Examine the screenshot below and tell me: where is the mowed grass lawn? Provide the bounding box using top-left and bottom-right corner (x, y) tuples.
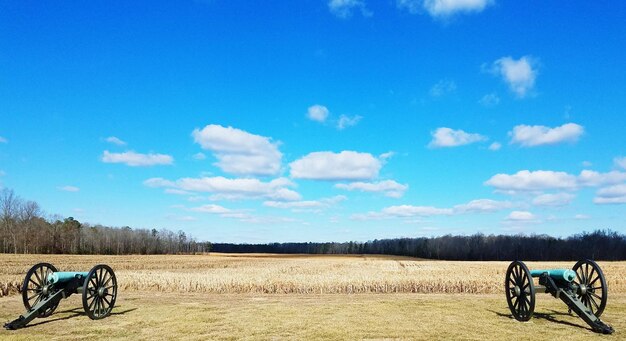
(1, 254), (626, 340)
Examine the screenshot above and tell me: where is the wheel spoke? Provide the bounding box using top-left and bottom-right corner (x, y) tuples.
(103, 296), (111, 307)
(589, 276), (601, 286)
(590, 291), (603, 300)
(88, 295), (98, 311)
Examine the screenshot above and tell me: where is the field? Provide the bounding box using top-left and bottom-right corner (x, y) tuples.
(1, 253), (626, 340)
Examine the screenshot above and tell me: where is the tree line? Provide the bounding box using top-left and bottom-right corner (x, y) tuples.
(0, 188), (211, 255)
(212, 230), (626, 261)
(3, 187), (625, 260)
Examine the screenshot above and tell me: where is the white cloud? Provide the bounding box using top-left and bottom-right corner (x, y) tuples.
(454, 199), (513, 213)
(490, 56), (538, 98)
(615, 157), (626, 170)
(307, 105), (329, 123)
(398, 0), (493, 17)
(485, 170), (578, 192)
(383, 205), (453, 217)
(337, 114), (362, 130)
(577, 170), (626, 187)
(479, 93), (500, 107)
(166, 215), (197, 222)
(328, 0), (371, 18)
(144, 176), (301, 201)
(594, 184), (626, 204)
(429, 80), (456, 97)
(485, 169), (626, 193)
(192, 152), (206, 160)
(192, 124), (282, 176)
(263, 195), (346, 210)
(105, 136), (127, 146)
(429, 127), (487, 148)
(574, 214), (590, 220)
(190, 204), (232, 214)
(164, 188), (193, 195)
(510, 123), (584, 147)
(582, 161), (593, 168)
(532, 193), (575, 207)
(101, 150), (173, 167)
(0, 136), (7, 143)
(290, 151), (381, 181)
(58, 186), (80, 192)
(506, 211), (536, 221)
(488, 142), (501, 151)
(335, 180), (408, 198)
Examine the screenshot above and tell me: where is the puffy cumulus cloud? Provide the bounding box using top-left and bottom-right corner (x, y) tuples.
(594, 184), (626, 204)
(453, 199), (513, 213)
(144, 176), (301, 201)
(307, 105), (329, 123)
(337, 114), (362, 130)
(615, 157), (626, 170)
(485, 170), (578, 192)
(335, 180), (408, 198)
(532, 193), (575, 207)
(577, 170), (626, 187)
(429, 80), (457, 97)
(289, 151), (381, 181)
(382, 205), (453, 217)
(101, 150), (173, 167)
(105, 136), (126, 146)
(398, 0), (493, 17)
(429, 127), (487, 148)
(490, 56), (538, 98)
(58, 185), (80, 192)
(510, 123), (584, 147)
(192, 124), (282, 176)
(506, 211), (537, 221)
(263, 195), (346, 211)
(328, 0), (371, 19)
(488, 142), (501, 151)
(485, 169), (626, 193)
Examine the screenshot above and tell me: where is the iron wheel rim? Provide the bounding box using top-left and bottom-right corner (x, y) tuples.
(82, 264), (117, 320)
(572, 259), (607, 317)
(505, 260), (535, 321)
(21, 262), (59, 318)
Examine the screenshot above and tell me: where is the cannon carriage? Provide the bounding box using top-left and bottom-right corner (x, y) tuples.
(4, 263), (117, 330)
(505, 259), (613, 334)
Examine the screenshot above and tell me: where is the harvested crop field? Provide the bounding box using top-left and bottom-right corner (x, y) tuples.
(2, 253), (626, 296)
(1, 253), (626, 340)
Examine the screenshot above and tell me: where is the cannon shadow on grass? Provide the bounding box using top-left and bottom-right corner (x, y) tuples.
(25, 306), (137, 328)
(490, 309), (592, 332)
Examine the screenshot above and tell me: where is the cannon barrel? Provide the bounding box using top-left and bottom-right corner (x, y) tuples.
(529, 269), (576, 282)
(47, 272), (90, 285)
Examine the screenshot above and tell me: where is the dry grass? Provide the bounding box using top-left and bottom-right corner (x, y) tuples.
(1, 253), (626, 295)
(1, 292), (626, 340)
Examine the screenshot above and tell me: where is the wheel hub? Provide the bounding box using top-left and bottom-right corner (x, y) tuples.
(42, 285), (49, 296)
(579, 284), (587, 296)
(513, 285), (521, 297)
(97, 287), (107, 298)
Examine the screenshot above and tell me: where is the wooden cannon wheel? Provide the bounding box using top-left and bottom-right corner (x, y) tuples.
(572, 259), (607, 317)
(82, 264), (118, 320)
(505, 260), (536, 321)
(21, 263), (60, 318)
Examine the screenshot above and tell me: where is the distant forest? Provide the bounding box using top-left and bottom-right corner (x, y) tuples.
(2, 188), (625, 260)
(212, 230), (626, 261)
(0, 188), (210, 255)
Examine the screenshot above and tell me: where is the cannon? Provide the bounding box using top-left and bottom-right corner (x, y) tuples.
(505, 259), (613, 334)
(4, 263), (117, 330)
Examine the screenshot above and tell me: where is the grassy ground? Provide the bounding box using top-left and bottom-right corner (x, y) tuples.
(1, 253), (625, 339)
(1, 292), (625, 340)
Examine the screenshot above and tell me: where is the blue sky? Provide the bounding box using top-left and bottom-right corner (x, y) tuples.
(1, 1), (625, 242)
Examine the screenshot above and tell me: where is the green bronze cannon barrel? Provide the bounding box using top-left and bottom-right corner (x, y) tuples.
(529, 269), (576, 282)
(47, 272), (89, 284)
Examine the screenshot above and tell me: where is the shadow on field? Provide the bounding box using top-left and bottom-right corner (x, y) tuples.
(490, 309), (590, 332)
(26, 306), (137, 328)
